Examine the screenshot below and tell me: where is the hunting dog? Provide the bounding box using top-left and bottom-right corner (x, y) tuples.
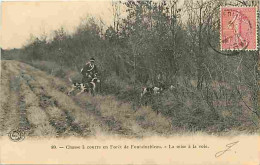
(67, 76), (100, 96)
(140, 86), (162, 98)
(140, 85), (175, 98)
(139, 86), (163, 108)
(139, 85), (175, 108)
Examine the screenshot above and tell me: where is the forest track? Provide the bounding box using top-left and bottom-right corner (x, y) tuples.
(0, 60), (173, 138)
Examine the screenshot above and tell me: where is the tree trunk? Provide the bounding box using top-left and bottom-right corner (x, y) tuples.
(197, 3), (204, 90)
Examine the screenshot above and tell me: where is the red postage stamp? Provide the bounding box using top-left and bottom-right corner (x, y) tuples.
(221, 7), (257, 50)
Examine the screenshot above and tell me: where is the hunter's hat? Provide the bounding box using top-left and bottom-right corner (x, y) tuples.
(90, 57), (95, 62)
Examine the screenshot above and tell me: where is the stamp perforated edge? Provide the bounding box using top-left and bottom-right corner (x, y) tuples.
(220, 6), (258, 51)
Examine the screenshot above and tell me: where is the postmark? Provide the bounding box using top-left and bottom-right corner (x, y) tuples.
(8, 128), (26, 142)
(221, 7), (257, 51)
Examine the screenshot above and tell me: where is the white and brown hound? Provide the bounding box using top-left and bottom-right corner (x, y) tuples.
(140, 86), (162, 98)
(140, 85), (175, 98)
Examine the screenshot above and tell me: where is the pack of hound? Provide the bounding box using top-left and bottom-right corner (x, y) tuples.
(67, 74), (100, 96)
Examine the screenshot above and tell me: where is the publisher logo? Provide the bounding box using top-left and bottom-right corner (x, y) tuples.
(8, 129), (25, 142)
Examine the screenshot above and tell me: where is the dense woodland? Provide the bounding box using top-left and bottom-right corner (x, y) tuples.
(2, 0), (260, 133)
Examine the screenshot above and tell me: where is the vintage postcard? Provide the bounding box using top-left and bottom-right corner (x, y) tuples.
(0, 0), (259, 164)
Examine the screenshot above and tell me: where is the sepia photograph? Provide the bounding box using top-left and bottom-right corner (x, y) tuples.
(0, 0), (259, 164)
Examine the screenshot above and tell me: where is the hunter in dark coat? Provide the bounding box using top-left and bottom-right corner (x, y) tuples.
(81, 57), (98, 84)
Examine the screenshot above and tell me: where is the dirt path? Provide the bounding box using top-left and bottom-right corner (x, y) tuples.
(0, 60), (173, 138)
